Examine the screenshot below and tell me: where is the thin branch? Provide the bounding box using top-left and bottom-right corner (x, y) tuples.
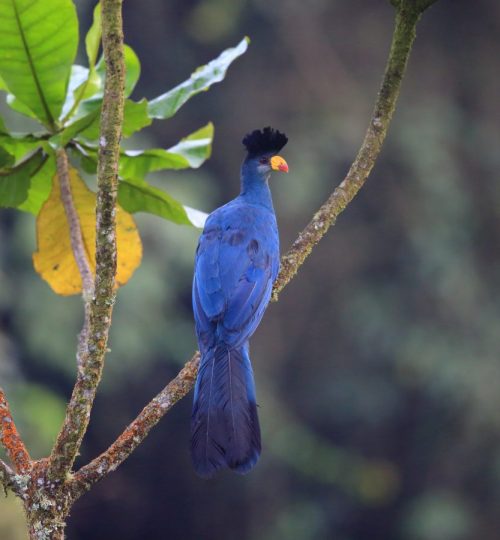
(0, 388), (31, 474)
(47, 0), (125, 482)
(271, 1), (423, 300)
(56, 148), (94, 300)
(69, 353), (200, 498)
(67, 0), (436, 493)
(56, 148), (94, 376)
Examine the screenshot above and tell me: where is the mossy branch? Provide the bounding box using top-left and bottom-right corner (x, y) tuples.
(47, 0), (125, 482)
(66, 0), (439, 492)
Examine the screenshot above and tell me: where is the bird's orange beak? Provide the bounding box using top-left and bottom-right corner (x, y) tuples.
(270, 155), (289, 173)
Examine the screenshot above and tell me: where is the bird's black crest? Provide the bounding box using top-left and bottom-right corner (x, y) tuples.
(242, 127), (288, 157)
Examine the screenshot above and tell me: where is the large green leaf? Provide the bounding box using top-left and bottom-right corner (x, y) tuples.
(118, 177), (207, 227)
(0, 149), (47, 208)
(119, 122), (213, 179)
(0, 133), (44, 160)
(148, 37), (248, 120)
(0, 0), (78, 128)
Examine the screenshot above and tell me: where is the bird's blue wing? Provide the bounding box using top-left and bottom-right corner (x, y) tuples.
(193, 206), (278, 349)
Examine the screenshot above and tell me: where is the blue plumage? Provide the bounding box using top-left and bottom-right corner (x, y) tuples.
(191, 128), (288, 478)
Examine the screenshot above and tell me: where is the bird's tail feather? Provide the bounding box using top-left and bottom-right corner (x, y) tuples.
(190, 343), (261, 478)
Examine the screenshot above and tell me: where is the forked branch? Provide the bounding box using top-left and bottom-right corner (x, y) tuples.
(67, 0), (440, 492)
(47, 0), (126, 482)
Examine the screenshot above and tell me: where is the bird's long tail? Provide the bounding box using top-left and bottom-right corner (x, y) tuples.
(190, 343), (261, 478)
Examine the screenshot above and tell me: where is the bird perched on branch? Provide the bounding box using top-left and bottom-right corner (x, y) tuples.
(191, 127), (289, 478)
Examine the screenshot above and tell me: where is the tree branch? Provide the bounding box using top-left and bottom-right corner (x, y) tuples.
(56, 148), (94, 300)
(271, 0), (423, 300)
(0, 387), (31, 474)
(69, 353), (200, 498)
(47, 0), (125, 482)
(67, 0), (438, 493)
(56, 148), (94, 377)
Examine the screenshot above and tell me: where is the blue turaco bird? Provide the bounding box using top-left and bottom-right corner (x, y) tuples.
(191, 127), (289, 478)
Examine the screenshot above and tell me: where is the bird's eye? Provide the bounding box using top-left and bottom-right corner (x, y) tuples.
(259, 157), (268, 164)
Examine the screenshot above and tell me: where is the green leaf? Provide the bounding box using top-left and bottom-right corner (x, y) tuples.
(119, 148), (186, 179)
(118, 177), (207, 227)
(0, 133), (44, 160)
(60, 65), (92, 120)
(122, 99), (152, 137)
(65, 45), (140, 124)
(68, 145), (97, 174)
(0, 149), (47, 208)
(119, 122), (214, 179)
(76, 99), (152, 142)
(0, 0), (78, 128)
(60, 6), (102, 123)
(0, 147), (15, 169)
(148, 37), (249, 120)
(123, 45), (141, 97)
(49, 110), (100, 148)
(6, 93), (41, 120)
(18, 152), (56, 214)
(85, 3), (101, 69)
(166, 122), (214, 168)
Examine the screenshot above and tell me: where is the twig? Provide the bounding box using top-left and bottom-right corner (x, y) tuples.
(69, 353), (200, 498)
(56, 148), (94, 300)
(47, 0), (125, 482)
(0, 388), (31, 474)
(67, 0), (438, 493)
(56, 148), (94, 375)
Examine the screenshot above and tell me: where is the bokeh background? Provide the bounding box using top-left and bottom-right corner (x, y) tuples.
(2, 0), (500, 538)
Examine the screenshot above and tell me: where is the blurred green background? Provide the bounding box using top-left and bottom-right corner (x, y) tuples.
(2, 0), (500, 538)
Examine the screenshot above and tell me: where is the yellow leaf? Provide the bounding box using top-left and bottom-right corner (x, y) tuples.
(33, 167), (142, 295)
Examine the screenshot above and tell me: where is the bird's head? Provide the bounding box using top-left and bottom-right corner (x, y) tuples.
(242, 127), (289, 179)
